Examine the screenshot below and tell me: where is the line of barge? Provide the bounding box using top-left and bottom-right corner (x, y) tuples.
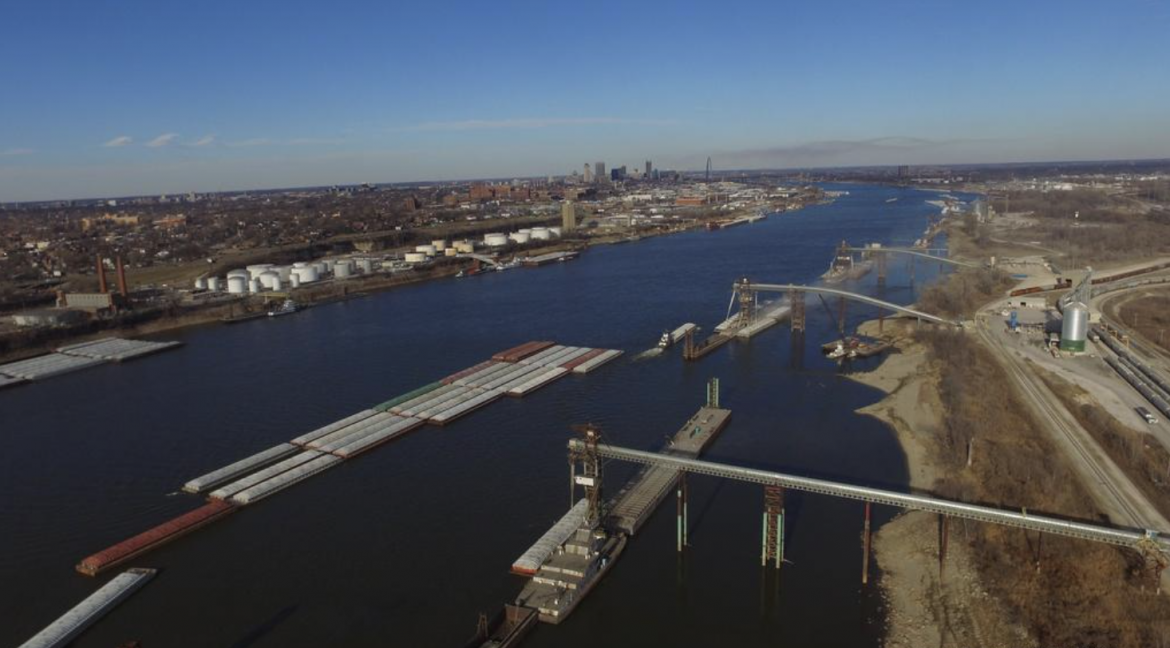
(77, 339), (625, 576)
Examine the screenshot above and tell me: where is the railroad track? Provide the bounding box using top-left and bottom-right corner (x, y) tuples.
(977, 318), (1150, 528)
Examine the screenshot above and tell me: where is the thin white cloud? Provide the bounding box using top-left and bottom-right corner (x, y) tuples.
(404, 117), (679, 132)
(146, 133), (179, 148)
(287, 137), (346, 146)
(0, 148), (34, 156)
(103, 136), (133, 148)
(190, 135), (216, 147)
(226, 138), (272, 148)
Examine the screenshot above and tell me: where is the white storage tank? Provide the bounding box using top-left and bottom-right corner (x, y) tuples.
(259, 271), (280, 289)
(312, 262), (326, 275)
(357, 258), (374, 273)
(290, 274), (301, 289)
(1060, 302), (1089, 353)
(249, 278), (261, 294)
(293, 262), (309, 269)
(227, 268), (249, 279)
(432, 239), (448, 251)
(293, 266), (319, 284)
(444, 248), (458, 257)
(549, 226), (562, 237)
(455, 241), (475, 253)
(334, 262), (352, 278)
(530, 227), (551, 240)
(510, 232), (531, 244)
(277, 266), (293, 281)
(484, 233), (509, 247)
(404, 252), (427, 263)
(247, 264), (274, 280)
(227, 276), (248, 294)
(415, 244), (437, 256)
(207, 276), (221, 292)
(194, 276), (208, 290)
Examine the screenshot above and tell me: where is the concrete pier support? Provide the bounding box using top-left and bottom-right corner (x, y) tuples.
(762, 486), (784, 568)
(676, 471), (688, 552)
(862, 501), (872, 584)
(939, 514), (949, 579)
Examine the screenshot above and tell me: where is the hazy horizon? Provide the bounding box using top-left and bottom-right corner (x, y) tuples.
(2, 0), (1169, 202)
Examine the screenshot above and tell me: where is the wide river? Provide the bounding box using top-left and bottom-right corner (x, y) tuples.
(1, 183), (968, 647)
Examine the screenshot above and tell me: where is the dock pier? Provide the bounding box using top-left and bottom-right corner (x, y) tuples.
(497, 380), (731, 634)
(606, 406), (731, 534)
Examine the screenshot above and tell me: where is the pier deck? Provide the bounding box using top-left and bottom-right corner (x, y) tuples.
(607, 406), (731, 534)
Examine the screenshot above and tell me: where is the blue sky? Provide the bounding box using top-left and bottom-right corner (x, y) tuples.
(1, 0), (1168, 201)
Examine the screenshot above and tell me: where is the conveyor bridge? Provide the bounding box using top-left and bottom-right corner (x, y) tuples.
(570, 440), (1170, 554)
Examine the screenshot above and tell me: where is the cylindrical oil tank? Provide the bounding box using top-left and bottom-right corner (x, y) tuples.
(293, 266), (319, 283)
(271, 276), (283, 291)
(259, 271), (280, 289)
(194, 276), (208, 290)
(290, 274), (301, 288)
(484, 233), (508, 247)
(207, 276), (221, 292)
(404, 252), (427, 263)
(293, 262), (309, 269)
(247, 264), (274, 280)
(248, 278), (261, 294)
(455, 241), (475, 253)
(510, 232), (531, 244)
(227, 276), (248, 294)
(322, 259), (336, 274)
(415, 244), (437, 256)
(549, 226), (562, 237)
(334, 262), (352, 278)
(357, 258), (374, 273)
(277, 266), (293, 281)
(530, 227), (551, 240)
(432, 239), (448, 251)
(444, 248), (457, 257)
(1060, 302), (1089, 352)
(227, 268), (249, 279)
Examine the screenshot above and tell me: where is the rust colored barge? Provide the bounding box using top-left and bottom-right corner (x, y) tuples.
(76, 500), (236, 576)
(492, 341), (555, 363)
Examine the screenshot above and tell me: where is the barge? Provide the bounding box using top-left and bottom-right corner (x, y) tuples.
(77, 502), (234, 576)
(20, 568), (157, 648)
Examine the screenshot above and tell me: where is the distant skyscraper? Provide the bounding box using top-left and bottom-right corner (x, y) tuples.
(583, 163), (593, 184)
(594, 161), (606, 184)
(561, 200), (577, 231)
(645, 160), (652, 177)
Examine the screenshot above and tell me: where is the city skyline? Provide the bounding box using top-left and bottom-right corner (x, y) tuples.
(2, 0), (1169, 202)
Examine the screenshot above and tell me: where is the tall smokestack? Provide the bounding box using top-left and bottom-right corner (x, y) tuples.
(116, 256), (128, 297)
(96, 254), (108, 293)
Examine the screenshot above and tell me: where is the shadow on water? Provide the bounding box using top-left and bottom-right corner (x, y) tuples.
(227, 606), (298, 648)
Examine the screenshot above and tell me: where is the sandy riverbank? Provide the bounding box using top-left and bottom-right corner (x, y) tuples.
(847, 319), (1033, 648)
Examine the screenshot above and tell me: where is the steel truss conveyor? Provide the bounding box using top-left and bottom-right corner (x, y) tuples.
(570, 440), (1170, 554)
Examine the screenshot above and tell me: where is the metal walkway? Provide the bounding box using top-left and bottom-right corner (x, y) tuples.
(570, 440), (1170, 554)
(456, 253), (502, 267)
(843, 247), (979, 268)
(745, 283), (962, 326)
